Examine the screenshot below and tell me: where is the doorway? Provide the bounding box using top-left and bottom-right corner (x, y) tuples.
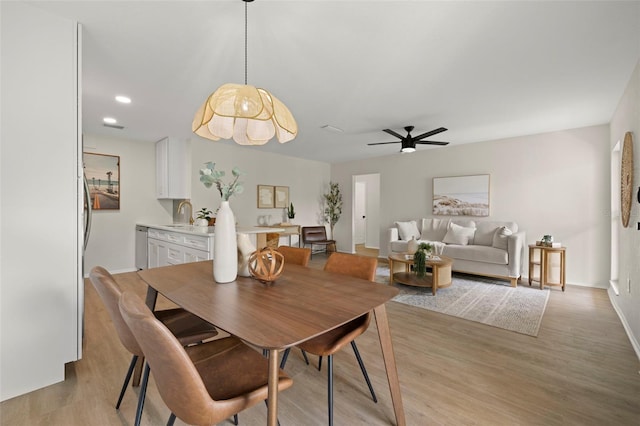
(352, 174), (381, 257)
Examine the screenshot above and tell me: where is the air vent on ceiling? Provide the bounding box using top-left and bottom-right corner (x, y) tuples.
(103, 123), (124, 130)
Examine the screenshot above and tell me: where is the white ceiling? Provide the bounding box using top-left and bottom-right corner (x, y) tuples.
(30, 0), (640, 164)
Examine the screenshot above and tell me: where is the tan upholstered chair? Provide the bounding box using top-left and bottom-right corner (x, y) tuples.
(301, 226), (336, 257)
(281, 253), (378, 426)
(276, 245), (311, 267)
(118, 290), (293, 426)
(89, 266), (218, 426)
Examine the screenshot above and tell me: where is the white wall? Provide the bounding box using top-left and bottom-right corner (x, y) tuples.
(1, 2), (81, 400)
(332, 124), (611, 288)
(609, 59), (640, 356)
(83, 135), (331, 273)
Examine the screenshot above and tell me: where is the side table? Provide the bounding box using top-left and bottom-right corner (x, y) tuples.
(528, 244), (566, 291)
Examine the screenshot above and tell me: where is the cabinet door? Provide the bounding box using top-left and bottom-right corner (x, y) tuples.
(156, 137), (191, 199)
(148, 238), (170, 268)
(183, 246), (211, 263)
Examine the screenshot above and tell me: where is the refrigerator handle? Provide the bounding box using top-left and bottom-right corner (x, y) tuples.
(83, 175), (92, 251)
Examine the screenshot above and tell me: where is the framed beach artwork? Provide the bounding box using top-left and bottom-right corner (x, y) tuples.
(83, 152), (120, 210)
(433, 174), (490, 217)
(274, 186), (289, 208)
(257, 185), (275, 208)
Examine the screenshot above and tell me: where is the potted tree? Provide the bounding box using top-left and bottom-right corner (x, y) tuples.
(323, 182), (342, 239)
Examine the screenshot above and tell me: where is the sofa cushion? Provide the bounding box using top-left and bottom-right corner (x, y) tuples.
(395, 220), (420, 241)
(492, 226), (513, 250)
(442, 245), (509, 265)
(442, 223), (476, 246)
(474, 221), (518, 246)
(420, 218), (450, 241)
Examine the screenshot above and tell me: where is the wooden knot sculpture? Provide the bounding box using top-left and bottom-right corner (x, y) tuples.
(248, 247), (285, 284)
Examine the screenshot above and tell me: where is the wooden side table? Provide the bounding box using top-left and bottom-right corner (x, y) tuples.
(528, 244), (566, 291)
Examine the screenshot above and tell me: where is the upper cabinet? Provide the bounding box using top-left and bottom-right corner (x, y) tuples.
(156, 137), (191, 199)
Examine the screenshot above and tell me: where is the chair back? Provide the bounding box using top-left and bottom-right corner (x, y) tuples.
(323, 252), (378, 282)
(118, 291), (218, 425)
(302, 226), (331, 243)
(277, 246), (311, 267)
(89, 266), (142, 356)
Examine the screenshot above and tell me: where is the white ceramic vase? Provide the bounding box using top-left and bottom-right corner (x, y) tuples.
(213, 201), (238, 283)
(237, 232), (256, 277)
(407, 236), (418, 254)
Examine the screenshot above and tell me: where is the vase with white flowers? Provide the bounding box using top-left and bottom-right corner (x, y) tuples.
(199, 162), (245, 283)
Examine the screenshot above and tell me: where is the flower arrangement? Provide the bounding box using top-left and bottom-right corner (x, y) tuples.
(199, 162), (244, 201)
(413, 242), (434, 278)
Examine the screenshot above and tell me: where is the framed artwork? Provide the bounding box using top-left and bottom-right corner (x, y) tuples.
(274, 186), (289, 208)
(433, 174), (489, 217)
(257, 185), (275, 208)
(83, 152), (120, 210)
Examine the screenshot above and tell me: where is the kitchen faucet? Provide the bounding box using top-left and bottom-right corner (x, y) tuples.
(176, 200), (194, 225)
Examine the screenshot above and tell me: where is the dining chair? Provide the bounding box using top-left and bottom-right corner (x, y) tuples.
(118, 290), (294, 426)
(281, 252), (378, 426)
(276, 245), (311, 267)
(88, 266), (219, 426)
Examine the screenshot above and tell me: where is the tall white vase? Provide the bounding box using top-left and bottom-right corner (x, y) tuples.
(213, 201), (238, 283)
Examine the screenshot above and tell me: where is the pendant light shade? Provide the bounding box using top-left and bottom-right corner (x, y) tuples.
(192, 0), (297, 145)
(192, 83), (297, 145)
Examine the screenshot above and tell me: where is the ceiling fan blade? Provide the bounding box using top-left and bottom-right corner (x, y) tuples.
(367, 141), (401, 145)
(415, 140), (449, 146)
(382, 129), (405, 140)
(412, 127), (448, 141)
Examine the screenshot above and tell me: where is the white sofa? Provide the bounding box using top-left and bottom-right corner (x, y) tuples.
(387, 218), (526, 286)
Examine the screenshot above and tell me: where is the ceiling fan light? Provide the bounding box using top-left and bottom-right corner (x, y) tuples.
(401, 147), (416, 153)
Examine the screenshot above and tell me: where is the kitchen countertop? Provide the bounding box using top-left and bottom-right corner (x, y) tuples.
(139, 223), (284, 237)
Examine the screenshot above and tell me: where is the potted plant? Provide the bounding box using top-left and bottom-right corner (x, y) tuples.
(287, 202), (295, 221)
(413, 242), (434, 278)
(323, 182), (342, 239)
(196, 207), (215, 226)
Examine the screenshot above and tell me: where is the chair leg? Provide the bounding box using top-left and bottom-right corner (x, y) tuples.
(167, 413), (176, 426)
(318, 355), (323, 371)
(233, 413), (238, 425)
(300, 348), (310, 365)
(327, 354), (334, 426)
(134, 362), (151, 426)
(351, 341), (377, 403)
(116, 355), (138, 409)
(280, 348), (291, 369)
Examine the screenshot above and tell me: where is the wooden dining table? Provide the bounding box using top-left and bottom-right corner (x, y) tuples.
(137, 260), (405, 426)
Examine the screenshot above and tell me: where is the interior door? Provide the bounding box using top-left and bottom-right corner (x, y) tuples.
(355, 181), (366, 244)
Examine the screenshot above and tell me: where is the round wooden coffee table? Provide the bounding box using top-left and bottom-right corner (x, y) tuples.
(387, 253), (453, 295)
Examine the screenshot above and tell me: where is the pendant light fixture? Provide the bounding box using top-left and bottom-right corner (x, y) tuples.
(192, 0), (297, 145)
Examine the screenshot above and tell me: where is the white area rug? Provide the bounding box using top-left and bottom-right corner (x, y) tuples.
(376, 266), (550, 337)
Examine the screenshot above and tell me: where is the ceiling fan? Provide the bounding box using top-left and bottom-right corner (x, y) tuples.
(368, 126), (449, 153)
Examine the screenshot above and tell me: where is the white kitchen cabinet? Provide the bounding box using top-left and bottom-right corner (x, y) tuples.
(156, 137), (191, 199)
(147, 228), (212, 268)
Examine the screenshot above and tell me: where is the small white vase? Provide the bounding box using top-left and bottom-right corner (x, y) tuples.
(237, 232), (256, 277)
(213, 200), (238, 283)
(407, 236), (419, 254)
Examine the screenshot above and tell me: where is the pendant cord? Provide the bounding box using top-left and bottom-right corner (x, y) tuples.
(244, 0), (248, 85)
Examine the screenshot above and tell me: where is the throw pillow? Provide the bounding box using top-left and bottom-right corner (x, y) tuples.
(420, 218), (450, 241)
(395, 220), (421, 241)
(492, 226), (512, 250)
(442, 223), (475, 245)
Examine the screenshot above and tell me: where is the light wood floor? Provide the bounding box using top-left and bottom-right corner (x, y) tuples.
(2, 254), (639, 425)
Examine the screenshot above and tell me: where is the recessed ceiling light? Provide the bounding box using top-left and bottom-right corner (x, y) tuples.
(320, 124), (344, 133)
(103, 117), (117, 124)
(115, 95), (131, 104)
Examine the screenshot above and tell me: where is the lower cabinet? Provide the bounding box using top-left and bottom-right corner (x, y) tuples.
(148, 228), (213, 268)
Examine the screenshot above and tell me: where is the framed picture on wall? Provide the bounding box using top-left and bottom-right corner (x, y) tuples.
(83, 152), (120, 210)
(257, 185), (275, 208)
(433, 174), (489, 216)
(274, 186), (289, 208)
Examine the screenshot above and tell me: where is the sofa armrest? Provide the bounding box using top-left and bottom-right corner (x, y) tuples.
(387, 227), (399, 255)
(507, 231), (526, 278)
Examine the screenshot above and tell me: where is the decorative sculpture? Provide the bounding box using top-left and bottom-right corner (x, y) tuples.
(248, 247), (284, 284)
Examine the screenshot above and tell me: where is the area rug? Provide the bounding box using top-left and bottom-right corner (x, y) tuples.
(375, 266), (550, 336)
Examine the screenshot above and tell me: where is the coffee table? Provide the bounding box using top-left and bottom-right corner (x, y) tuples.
(388, 253), (453, 295)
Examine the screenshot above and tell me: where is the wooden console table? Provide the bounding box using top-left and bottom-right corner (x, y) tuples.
(528, 244), (566, 291)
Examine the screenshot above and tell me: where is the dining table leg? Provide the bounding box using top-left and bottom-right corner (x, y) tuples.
(373, 304), (406, 426)
(132, 286), (160, 386)
(267, 348), (280, 426)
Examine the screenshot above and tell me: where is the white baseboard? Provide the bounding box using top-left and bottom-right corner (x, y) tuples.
(607, 287), (640, 361)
